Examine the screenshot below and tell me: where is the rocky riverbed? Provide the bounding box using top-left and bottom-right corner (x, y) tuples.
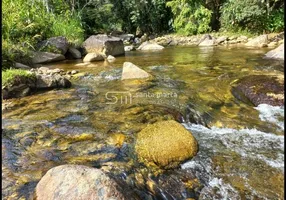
(2, 43), (284, 199)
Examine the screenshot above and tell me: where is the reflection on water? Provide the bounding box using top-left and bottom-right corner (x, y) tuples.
(2, 46), (284, 199)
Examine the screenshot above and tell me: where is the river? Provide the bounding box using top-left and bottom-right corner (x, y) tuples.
(2, 45), (284, 199)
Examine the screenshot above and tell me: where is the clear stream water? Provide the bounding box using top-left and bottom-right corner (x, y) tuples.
(2, 46), (284, 199)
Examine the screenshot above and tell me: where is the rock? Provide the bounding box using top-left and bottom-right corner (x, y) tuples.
(124, 45), (135, 51)
(135, 120), (198, 169)
(83, 34), (125, 56)
(117, 34), (134, 42)
(67, 47), (81, 59)
(137, 41), (164, 51)
(36, 74), (71, 89)
(4, 84), (31, 99)
(14, 62), (31, 69)
(71, 70), (78, 75)
(245, 35), (268, 47)
(264, 44), (284, 60)
(198, 34), (216, 46)
(107, 55), (116, 62)
(231, 75), (284, 106)
(32, 52), (65, 64)
(121, 62), (150, 80)
(38, 36), (69, 54)
(267, 41), (278, 47)
(83, 53), (104, 62)
(237, 35), (248, 43)
(199, 38), (216, 46)
(35, 165), (126, 200)
(140, 33), (148, 43)
(216, 36), (228, 44)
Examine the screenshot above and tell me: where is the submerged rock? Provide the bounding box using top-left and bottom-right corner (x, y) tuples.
(264, 44), (284, 60)
(135, 120), (198, 169)
(83, 53), (105, 62)
(35, 165), (127, 200)
(83, 34), (125, 56)
(121, 62), (150, 80)
(137, 41), (164, 51)
(231, 75), (284, 106)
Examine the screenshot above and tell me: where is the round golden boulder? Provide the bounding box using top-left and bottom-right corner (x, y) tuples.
(135, 120), (198, 169)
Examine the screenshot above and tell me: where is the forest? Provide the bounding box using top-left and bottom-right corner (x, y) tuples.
(2, 0), (284, 68)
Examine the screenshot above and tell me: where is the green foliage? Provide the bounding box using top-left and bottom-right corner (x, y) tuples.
(220, 0), (284, 33)
(220, 0), (265, 32)
(265, 8), (284, 32)
(2, 69), (36, 87)
(167, 0), (212, 35)
(2, 0), (84, 66)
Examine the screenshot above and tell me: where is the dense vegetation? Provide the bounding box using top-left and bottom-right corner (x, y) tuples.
(2, 0), (284, 68)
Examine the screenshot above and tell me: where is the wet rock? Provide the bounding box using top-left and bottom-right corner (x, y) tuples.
(83, 34), (125, 56)
(107, 55), (116, 62)
(267, 41), (278, 47)
(35, 165), (127, 200)
(31, 52), (65, 64)
(135, 120), (198, 169)
(124, 45), (135, 51)
(67, 47), (81, 59)
(83, 53), (105, 62)
(37, 36), (69, 54)
(231, 75), (284, 106)
(245, 35), (268, 47)
(71, 70), (78, 75)
(137, 41), (164, 51)
(14, 62), (31, 69)
(264, 44), (284, 60)
(121, 62), (150, 80)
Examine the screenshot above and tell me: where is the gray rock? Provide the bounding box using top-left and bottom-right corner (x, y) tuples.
(38, 36), (69, 54)
(71, 70), (78, 75)
(245, 35), (268, 47)
(199, 38), (216, 46)
(83, 53), (105, 62)
(67, 47), (82, 59)
(137, 41), (164, 51)
(264, 44), (284, 60)
(121, 62), (150, 80)
(35, 165), (126, 200)
(83, 34), (125, 56)
(36, 74), (71, 89)
(216, 36), (228, 44)
(14, 62), (31, 69)
(32, 52), (65, 64)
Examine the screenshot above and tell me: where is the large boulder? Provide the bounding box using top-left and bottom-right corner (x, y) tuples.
(14, 62), (31, 69)
(245, 35), (268, 47)
(32, 52), (65, 64)
(121, 62), (150, 80)
(35, 165), (126, 200)
(264, 44), (284, 60)
(137, 41), (164, 51)
(38, 36), (69, 54)
(67, 47), (82, 59)
(83, 53), (105, 62)
(83, 34), (125, 56)
(135, 120), (198, 169)
(231, 75), (284, 106)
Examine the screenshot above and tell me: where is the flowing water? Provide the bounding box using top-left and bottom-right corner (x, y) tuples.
(2, 46), (284, 199)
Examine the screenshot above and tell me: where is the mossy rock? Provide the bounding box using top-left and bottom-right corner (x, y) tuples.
(135, 120), (198, 169)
